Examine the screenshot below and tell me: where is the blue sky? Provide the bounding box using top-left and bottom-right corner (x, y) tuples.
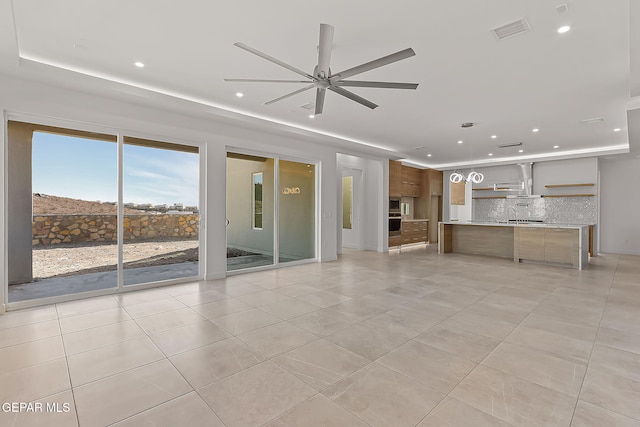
(32, 132), (199, 206)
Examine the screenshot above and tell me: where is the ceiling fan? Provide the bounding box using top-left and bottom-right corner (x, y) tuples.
(225, 24), (418, 115)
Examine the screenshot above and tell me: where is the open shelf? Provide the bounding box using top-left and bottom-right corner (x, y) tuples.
(543, 194), (595, 198)
(544, 183), (595, 188)
(472, 196), (507, 199)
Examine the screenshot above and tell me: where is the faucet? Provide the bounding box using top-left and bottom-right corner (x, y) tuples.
(507, 206), (517, 222)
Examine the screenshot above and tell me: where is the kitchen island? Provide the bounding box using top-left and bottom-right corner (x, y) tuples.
(438, 221), (589, 269)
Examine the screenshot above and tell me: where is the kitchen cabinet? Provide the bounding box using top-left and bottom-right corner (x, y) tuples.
(441, 222), (587, 269)
(401, 220), (428, 245)
(389, 160), (403, 197)
(401, 166), (422, 197)
(544, 228), (578, 264)
(388, 235), (402, 247)
(450, 182), (466, 205)
(515, 227), (545, 261)
(426, 169), (443, 196)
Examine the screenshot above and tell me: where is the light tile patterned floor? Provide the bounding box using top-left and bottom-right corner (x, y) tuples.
(1, 247), (640, 426)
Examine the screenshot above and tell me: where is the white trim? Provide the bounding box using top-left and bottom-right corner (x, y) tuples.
(0, 112), (6, 314)
(251, 172), (264, 230)
(117, 133), (124, 290)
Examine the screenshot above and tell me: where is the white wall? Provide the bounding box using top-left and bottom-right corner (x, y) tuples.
(0, 116), (5, 313)
(0, 73), (343, 302)
(460, 158), (599, 196)
(599, 156), (640, 254)
(532, 158), (598, 195)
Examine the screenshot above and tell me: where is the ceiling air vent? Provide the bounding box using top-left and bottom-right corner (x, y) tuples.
(492, 18), (531, 41)
(497, 142), (523, 149)
(580, 117), (605, 124)
(556, 4), (569, 14)
(299, 102), (314, 110)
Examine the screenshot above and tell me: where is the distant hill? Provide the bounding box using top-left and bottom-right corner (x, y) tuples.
(33, 194), (143, 215)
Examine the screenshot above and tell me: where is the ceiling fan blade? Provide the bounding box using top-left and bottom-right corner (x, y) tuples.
(316, 24), (334, 78)
(315, 88), (326, 115)
(225, 78), (310, 83)
(234, 42), (315, 80)
(328, 86), (378, 109)
(264, 84), (315, 105)
(334, 80), (418, 90)
(329, 48), (416, 80)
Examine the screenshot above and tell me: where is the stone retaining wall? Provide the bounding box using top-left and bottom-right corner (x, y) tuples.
(32, 214), (199, 246)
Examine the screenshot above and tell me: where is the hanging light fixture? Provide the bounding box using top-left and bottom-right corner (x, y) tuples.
(450, 171), (484, 184)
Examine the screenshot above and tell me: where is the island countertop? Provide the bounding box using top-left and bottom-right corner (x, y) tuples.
(443, 221), (589, 230)
(439, 221), (590, 269)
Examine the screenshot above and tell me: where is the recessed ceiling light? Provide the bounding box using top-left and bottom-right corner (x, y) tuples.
(491, 135), (497, 139)
(532, 128), (539, 133)
(613, 128), (621, 132)
(458, 140), (463, 144)
(553, 145), (560, 149)
(134, 61), (145, 68)
(488, 153), (493, 156)
(427, 154), (432, 157)
(557, 25), (571, 34)
(518, 149), (524, 153)
(308, 114), (315, 119)
(236, 92), (244, 98)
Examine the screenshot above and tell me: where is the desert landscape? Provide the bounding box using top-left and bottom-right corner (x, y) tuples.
(31, 194), (198, 280)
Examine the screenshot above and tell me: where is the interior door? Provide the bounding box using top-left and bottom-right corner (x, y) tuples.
(342, 168), (362, 249)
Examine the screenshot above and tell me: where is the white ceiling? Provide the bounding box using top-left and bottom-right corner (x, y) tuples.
(0, 0), (636, 168)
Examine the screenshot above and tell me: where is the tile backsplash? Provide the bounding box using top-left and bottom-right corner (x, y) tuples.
(473, 196), (596, 224)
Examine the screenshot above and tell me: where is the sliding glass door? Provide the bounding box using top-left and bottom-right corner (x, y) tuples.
(226, 153), (275, 271)
(122, 137), (200, 285)
(226, 152), (316, 272)
(6, 120), (201, 304)
(279, 160), (316, 263)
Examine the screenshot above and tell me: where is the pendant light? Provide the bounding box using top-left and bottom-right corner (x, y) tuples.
(450, 171), (484, 184)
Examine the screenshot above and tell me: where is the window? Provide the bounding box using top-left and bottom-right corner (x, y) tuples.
(252, 172), (263, 230)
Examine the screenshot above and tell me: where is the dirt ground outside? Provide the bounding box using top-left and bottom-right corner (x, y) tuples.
(32, 240), (199, 279)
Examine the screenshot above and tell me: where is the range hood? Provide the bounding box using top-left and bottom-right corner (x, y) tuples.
(506, 162), (541, 198)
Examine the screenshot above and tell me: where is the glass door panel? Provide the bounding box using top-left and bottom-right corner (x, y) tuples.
(7, 121), (118, 302)
(122, 137), (200, 286)
(278, 160), (316, 263)
(342, 176), (353, 229)
(226, 153), (275, 271)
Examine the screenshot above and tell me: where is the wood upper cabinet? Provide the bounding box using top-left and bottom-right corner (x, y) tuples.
(389, 160), (402, 197)
(401, 166), (422, 197)
(450, 182), (466, 205)
(426, 169), (443, 196)
(389, 161), (423, 197)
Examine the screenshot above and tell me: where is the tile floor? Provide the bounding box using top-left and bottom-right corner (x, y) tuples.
(1, 247), (640, 426)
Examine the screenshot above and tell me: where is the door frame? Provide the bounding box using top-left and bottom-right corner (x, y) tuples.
(225, 147), (320, 275)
